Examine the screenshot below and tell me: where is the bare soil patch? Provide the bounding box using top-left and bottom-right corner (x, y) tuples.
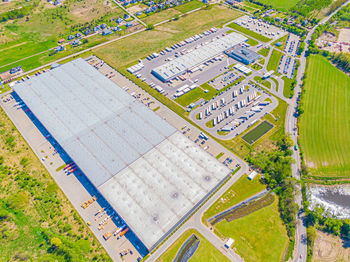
(338, 28), (350, 43)
(313, 230), (350, 262)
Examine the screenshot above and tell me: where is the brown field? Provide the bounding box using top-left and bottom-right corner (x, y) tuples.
(313, 230), (350, 262)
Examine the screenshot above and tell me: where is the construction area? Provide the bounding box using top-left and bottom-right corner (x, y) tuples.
(7, 58), (232, 258)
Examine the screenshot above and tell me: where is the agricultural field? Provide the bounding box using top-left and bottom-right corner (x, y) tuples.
(203, 174), (266, 222)
(94, 5), (242, 68)
(0, 107), (110, 261)
(299, 55), (350, 178)
(267, 49), (283, 72)
(0, 0), (126, 70)
(156, 229), (230, 262)
(215, 198), (289, 262)
(242, 121), (274, 144)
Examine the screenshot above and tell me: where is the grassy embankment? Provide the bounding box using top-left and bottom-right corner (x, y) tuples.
(0, 107), (110, 261)
(156, 229), (230, 262)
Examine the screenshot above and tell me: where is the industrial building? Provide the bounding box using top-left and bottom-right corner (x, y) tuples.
(225, 46), (260, 65)
(151, 32), (247, 82)
(13, 59), (231, 252)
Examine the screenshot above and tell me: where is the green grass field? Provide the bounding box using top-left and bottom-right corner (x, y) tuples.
(247, 37), (258, 46)
(174, 0), (205, 13)
(0, 106), (110, 260)
(142, 8), (181, 24)
(156, 229), (230, 262)
(258, 47), (270, 57)
(267, 49), (283, 72)
(0, 0), (125, 69)
(282, 76), (294, 98)
(299, 55), (350, 177)
(252, 0), (299, 10)
(272, 34), (288, 51)
(218, 97), (287, 159)
(215, 198), (289, 262)
(227, 23), (271, 42)
(254, 76), (271, 89)
(203, 175), (266, 221)
(94, 5), (242, 68)
(175, 87), (209, 107)
(270, 77), (279, 92)
(242, 121), (274, 144)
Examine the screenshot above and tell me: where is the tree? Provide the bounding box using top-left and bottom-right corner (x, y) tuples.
(50, 237), (62, 249)
(146, 24), (154, 30)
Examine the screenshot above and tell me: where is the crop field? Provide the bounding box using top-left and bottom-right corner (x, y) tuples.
(227, 22), (271, 42)
(203, 174), (266, 222)
(215, 198), (289, 262)
(242, 121), (274, 144)
(0, 107), (110, 261)
(267, 49), (283, 72)
(94, 5), (242, 68)
(0, 0), (125, 70)
(156, 229), (230, 262)
(252, 0), (299, 10)
(299, 55), (350, 177)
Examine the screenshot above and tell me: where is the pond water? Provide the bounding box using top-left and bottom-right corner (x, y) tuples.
(308, 185), (350, 219)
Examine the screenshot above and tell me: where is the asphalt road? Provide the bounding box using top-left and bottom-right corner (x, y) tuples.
(148, 162), (248, 262)
(286, 1), (350, 261)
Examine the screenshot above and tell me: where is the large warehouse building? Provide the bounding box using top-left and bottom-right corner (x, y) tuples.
(13, 59), (231, 251)
(151, 32), (247, 82)
(224, 46), (260, 65)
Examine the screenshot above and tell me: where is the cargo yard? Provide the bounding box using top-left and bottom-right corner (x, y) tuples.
(189, 82), (278, 139)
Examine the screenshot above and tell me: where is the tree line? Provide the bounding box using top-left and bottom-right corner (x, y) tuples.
(247, 135), (298, 258)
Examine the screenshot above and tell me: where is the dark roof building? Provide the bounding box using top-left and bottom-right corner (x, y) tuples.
(224, 46), (260, 65)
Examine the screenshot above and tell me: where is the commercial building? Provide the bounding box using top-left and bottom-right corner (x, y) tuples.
(151, 32), (247, 82)
(13, 59), (231, 252)
(225, 46), (260, 65)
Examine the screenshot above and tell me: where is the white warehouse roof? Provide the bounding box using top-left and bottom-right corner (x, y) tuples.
(152, 32), (247, 81)
(14, 58), (231, 250)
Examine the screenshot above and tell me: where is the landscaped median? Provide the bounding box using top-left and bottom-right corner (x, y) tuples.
(156, 229), (230, 262)
(227, 22), (272, 42)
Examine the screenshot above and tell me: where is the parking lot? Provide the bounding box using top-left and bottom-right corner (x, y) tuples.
(189, 82), (278, 139)
(278, 33), (300, 79)
(208, 68), (244, 90)
(233, 15), (287, 41)
(126, 26), (266, 100)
